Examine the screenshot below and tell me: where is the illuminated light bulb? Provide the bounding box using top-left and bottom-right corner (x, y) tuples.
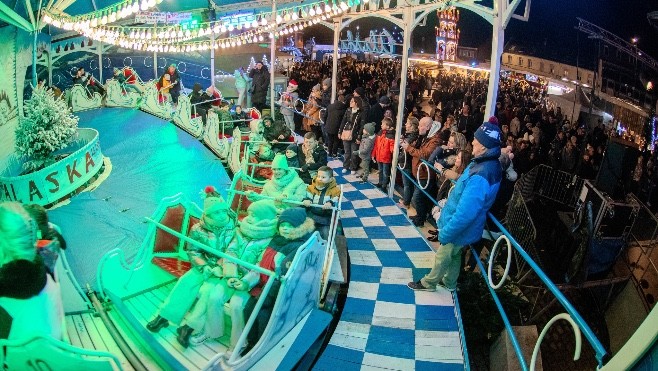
(132, 3), (139, 13)
(293, 25), (299, 31)
(284, 12), (291, 21)
(146, 31), (152, 38)
(261, 18), (268, 26)
(316, 5), (323, 14)
(185, 29), (191, 37)
(148, 0), (156, 7)
(325, 3), (331, 13)
(42, 14), (52, 23)
(258, 34), (264, 41)
(100, 15), (107, 25)
(269, 32), (274, 38)
(228, 24), (234, 31)
(109, 12), (117, 22)
(236, 40), (242, 46)
(276, 14), (282, 24)
(251, 20), (259, 28)
(309, 7), (316, 16)
(214, 25), (221, 33)
(220, 24), (226, 32)
(340, 1), (348, 10)
(177, 30), (183, 37)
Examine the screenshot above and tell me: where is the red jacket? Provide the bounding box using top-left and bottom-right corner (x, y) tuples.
(372, 130), (396, 164)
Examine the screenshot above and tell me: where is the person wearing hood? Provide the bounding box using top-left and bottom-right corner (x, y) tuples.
(249, 61), (269, 111)
(146, 187), (236, 346)
(372, 118), (396, 191)
(190, 200), (279, 350)
(234, 66), (249, 108)
(0, 202), (64, 341)
(228, 207), (315, 355)
(248, 154), (307, 212)
(401, 117), (442, 226)
(298, 132), (328, 184)
(355, 122), (377, 183)
(408, 121), (502, 292)
(303, 166), (341, 238)
(278, 79), (299, 133)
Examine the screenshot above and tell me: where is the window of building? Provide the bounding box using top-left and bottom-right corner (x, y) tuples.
(518, 57), (523, 66)
(564, 70), (569, 77)
(550, 64), (555, 74)
(507, 55), (512, 64)
(540, 62), (544, 72)
(528, 59), (533, 68)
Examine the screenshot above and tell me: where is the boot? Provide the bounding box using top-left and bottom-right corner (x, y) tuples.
(176, 325), (194, 348)
(146, 315), (169, 333)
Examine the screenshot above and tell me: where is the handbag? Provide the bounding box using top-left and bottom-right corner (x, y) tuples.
(340, 128), (353, 141)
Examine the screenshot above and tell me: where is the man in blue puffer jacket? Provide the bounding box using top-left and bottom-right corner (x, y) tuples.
(408, 121), (502, 292)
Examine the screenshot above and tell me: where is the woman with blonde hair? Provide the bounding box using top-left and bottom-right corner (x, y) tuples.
(0, 202), (64, 341)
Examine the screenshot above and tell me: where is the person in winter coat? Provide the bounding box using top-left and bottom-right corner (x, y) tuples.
(324, 94), (347, 157)
(23, 204), (66, 278)
(228, 208), (315, 355)
(165, 64), (181, 104)
(320, 78), (332, 138)
(302, 84), (323, 141)
(338, 96), (364, 175)
(398, 117), (419, 208)
(367, 95), (391, 133)
(146, 188), (236, 347)
(401, 117), (441, 226)
(249, 62), (270, 111)
(285, 144), (301, 169)
(355, 122), (377, 183)
(189, 200), (279, 350)
(234, 66), (249, 108)
(298, 132), (328, 184)
(303, 166), (341, 238)
(408, 122), (502, 292)
(278, 79), (299, 133)
(249, 154), (307, 212)
(262, 116), (292, 154)
(0, 202), (64, 341)
(372, 117), (396, 191)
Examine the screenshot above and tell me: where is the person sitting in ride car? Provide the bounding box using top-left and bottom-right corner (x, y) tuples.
(247, 154), (307, 213)
(146, 187), (235, 344)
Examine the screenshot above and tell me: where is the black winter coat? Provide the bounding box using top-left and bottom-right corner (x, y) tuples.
(338, 109), (363, 142)
(249, 67), (270, 105)
(325, 100), (347, 135)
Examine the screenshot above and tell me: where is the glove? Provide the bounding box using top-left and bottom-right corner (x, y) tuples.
(211, 266), (223, 277)
(301, 164), (309, 171)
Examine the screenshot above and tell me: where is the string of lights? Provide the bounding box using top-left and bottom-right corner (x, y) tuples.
(41, 0), (361, 52)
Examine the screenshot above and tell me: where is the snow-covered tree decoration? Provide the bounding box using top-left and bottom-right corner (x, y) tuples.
(261, 55), (271, 69)
(247, 57), (256, 73)
(15, 86), (79, 172)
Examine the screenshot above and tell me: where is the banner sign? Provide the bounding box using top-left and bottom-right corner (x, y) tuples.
(0, 129), (104, 206)
(135, 12), (193, 24)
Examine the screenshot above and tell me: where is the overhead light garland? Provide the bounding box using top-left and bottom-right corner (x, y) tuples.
(42, 0), (359, 53)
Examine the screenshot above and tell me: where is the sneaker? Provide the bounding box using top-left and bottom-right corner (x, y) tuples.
(437, 282), (456, 292)
(407, 280), (436, 291)
(190, 332), (210, 346)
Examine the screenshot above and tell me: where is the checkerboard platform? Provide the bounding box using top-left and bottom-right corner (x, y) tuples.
(314, 161), (466, 370)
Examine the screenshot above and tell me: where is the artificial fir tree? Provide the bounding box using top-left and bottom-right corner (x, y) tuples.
(15, 86), (79, 173)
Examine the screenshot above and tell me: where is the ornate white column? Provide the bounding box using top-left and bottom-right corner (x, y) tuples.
(485, 0), (506, 118)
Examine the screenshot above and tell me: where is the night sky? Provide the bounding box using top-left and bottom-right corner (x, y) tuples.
(305, 0), (658, 70)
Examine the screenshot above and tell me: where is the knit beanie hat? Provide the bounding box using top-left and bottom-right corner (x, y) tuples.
(474, 122), (502, 149)
(271, 154), (290, 171)
(286, 144), (299, 154)
(322, 78), (331, 87)
(363, 122), (376, 136)
(202, 186), (230, 226)
(379, 96), (391, 105)
(247, 199), (278, 221)
(278, 207), (307, 228)
(354, 86), (365, 97)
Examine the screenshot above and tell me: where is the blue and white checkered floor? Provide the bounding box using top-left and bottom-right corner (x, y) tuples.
(314, 161), (465, 370)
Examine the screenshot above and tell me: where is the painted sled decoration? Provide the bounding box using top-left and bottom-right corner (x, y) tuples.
(66, 85), (102, 112)
(104, 79), (141, 108)
(171, 94), (198, 136)
(139, 81), (173, 120)
(202, 110), (231, 159)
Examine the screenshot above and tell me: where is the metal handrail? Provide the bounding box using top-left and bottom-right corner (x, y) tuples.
(487, 213), (609, 368)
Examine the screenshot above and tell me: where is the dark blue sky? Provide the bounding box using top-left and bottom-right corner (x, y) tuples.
(308, 0), (658, 70)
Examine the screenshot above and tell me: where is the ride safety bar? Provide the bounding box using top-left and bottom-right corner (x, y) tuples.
(144, 217), (277, 278)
